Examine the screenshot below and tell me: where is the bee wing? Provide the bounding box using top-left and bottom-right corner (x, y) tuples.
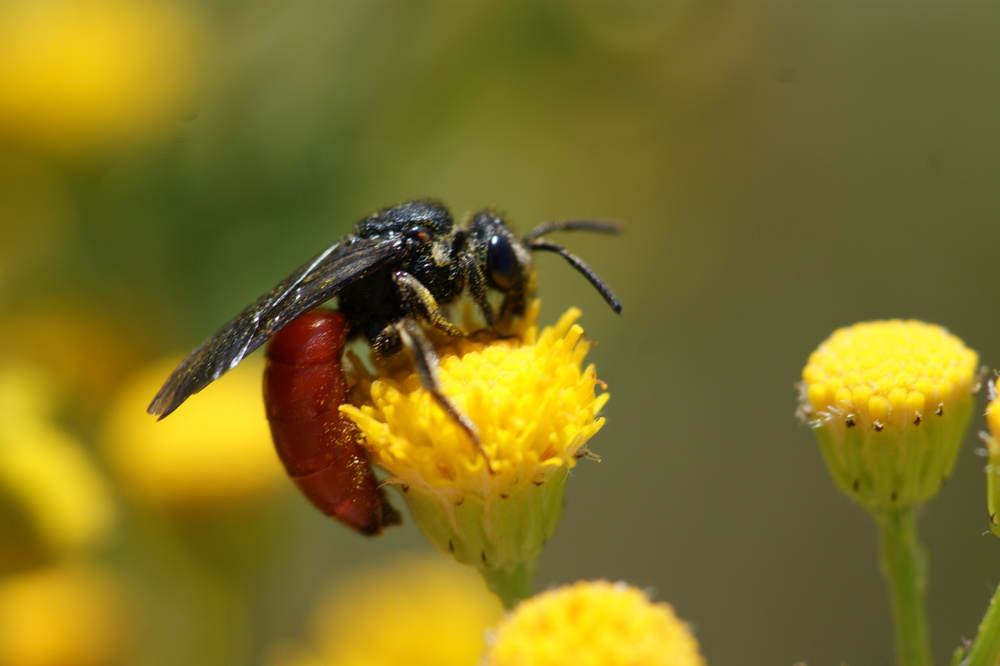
(148, 235), (408, 418)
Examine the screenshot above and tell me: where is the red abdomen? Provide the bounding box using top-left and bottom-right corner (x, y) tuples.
(263, 310), (400, 535)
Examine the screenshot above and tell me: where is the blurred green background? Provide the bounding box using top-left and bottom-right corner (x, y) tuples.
(2, 0), (999, 664)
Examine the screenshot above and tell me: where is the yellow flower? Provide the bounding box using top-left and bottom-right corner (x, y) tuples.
(0, 562), (129, 666)
(798, 319), (978, 509)
(265, 553), (503, 666)
(0, 365), (114, 571)
(102, 355), (286, 512)
(341, 304), (609, 606)
(982, 384), (1000, 537)
(0, 0), (204, 156)
(0, 301), (140, 419)
(483, 580), (706, 666)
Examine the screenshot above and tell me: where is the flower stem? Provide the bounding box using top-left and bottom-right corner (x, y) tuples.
(480, 560), (536, 611)
(958, 578), (1000, 666)
(875, 507), (932, 666)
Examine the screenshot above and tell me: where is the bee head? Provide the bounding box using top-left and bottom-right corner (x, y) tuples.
(466, 209), (622, 328)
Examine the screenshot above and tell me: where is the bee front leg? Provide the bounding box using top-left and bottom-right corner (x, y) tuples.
(381, 318), (492, 472)
(391, 271), (464, 337)
(461, 253), (497, 327)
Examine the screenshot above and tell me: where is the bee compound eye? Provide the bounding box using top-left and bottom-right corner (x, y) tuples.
(486, 233), (518, 291)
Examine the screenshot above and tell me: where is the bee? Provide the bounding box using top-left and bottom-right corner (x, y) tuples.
(149, 200), (621, 533)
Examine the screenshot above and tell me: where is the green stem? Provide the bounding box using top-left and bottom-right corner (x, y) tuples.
(959, 578), (1000, 666)
(875, 507), (932, 666)
(480, 560), (536, 611)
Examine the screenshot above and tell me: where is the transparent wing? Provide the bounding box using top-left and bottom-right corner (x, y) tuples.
(148, 235), (407, 418)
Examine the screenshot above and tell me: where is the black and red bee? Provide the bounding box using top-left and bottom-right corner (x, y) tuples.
(148, 200), (621, 534)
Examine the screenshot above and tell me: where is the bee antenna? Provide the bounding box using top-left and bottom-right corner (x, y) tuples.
(523, 219), (623, 244)
(528, 240), (622, 314)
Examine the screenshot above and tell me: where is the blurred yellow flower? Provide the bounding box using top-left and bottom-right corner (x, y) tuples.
(103, 354), (286, 512)
(0, 562), (130, 666)
(798, 319), (978, 509)
(267, 553), (503, 666)
(0, 364), (114, 571)
(483, 580), (706, 666)
(0, 303), (140, 419)
(341, 304), (609, 606)
(0, 0), (205, 156)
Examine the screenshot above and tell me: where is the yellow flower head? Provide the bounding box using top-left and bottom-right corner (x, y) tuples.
(798, 320), (978, 509)
(341, 304), (609, 605)
(981, 383), (1000, 537)
(103, 355), (286, 512)
(0, 364), (114, 571)
(344, 303), (606, 499)
(267, 553), (503, 666)
(483, 580), (706, 666)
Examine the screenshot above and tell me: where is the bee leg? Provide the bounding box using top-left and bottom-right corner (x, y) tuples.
(391, 318), (493, 473)
(460, 253), (497, 327)
(392, 271), (464, 337)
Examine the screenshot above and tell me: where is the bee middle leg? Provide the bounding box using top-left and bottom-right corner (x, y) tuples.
(380, 318), (493, 472)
